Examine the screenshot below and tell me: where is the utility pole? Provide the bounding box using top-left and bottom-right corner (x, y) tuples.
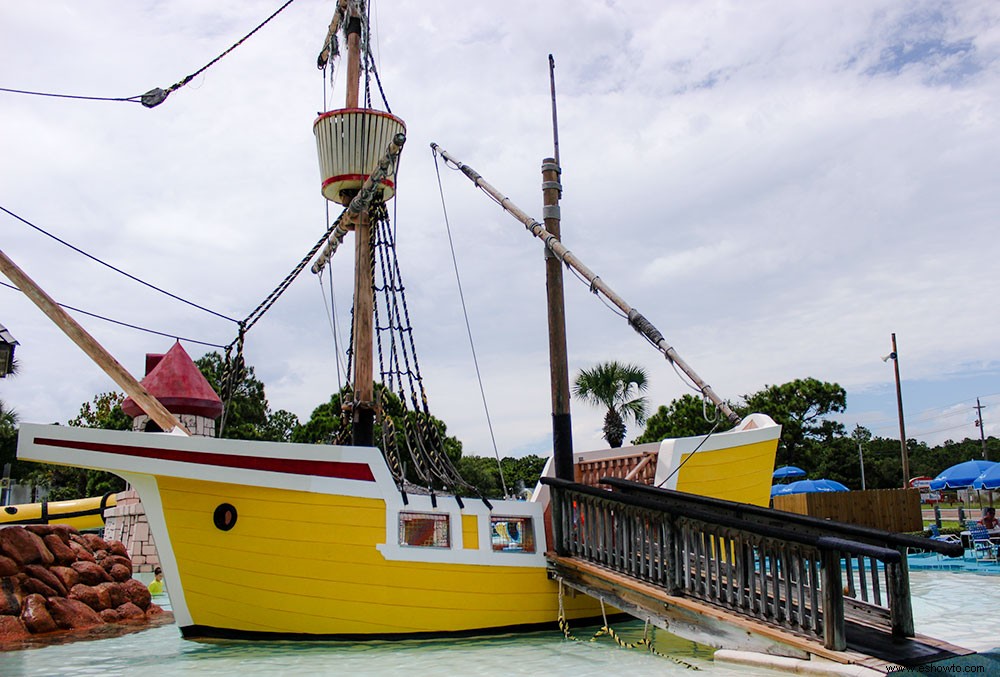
(975, 397), (988, 460)
(853, 425), (868, 491)
(883, 333), (910, 488)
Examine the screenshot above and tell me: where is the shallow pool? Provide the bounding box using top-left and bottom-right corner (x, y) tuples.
(0, 571), (993, 676)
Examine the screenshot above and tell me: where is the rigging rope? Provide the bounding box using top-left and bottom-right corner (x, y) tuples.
(432, 149), (508, 497)
(0, 280), (226, 348)
(0, 87), (143, 105)
(141, 0), (300, 108)
(555, 579), (697, 669)
(1, 204), (238, 323)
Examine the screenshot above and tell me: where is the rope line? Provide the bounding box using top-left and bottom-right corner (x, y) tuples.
(1, 204), (238, 323)
(0, 87), (142, 104)
(0, 281), (226, 348)
(141, 0), (299, 108)
(432, 147), (508, 496)
(555, 579), (698, 669)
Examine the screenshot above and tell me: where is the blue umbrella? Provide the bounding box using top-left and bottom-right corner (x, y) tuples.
(773, 465), (807, 480)
(929, 460), (997, 490)
(773, 478), (849, 496)
(972, 464), (1000, 490)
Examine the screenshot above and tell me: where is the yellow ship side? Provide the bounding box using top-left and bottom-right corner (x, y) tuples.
(673, 439), (778, 506)
(157, 476), (600, 637)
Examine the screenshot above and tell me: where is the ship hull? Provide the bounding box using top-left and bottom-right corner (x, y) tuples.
(17, 415), (779, 639)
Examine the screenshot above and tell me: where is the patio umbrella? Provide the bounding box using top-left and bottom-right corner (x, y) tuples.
(929, 459), (997, 490)
(773, 479), (849, 496)
(972, 464), (1000, 490)
(772, 465), (807, 480)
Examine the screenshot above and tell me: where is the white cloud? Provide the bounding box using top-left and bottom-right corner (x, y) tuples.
(2, 0), (999, 461)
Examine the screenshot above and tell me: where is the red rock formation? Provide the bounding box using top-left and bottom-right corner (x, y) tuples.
(120, 579), (152, 611)
(43, 534), (78, 565)
(0, 555), (17, 577)
(80, 534), (110, 553)
(70, 561), (113, 586)
(23, 564), (68, 597)
(0, 528), (54, 566)
(20, 594), (57, 634)
(67, 541), (96, 563)
(0, 615), (30, 641)
(116, 601), (146, 621)
(108, 564), (131, 582)
(100, 555), (132, 573)
(0, 525), (170, 644)
(50, 565), (81, 591)
(47, 597), (105, 630)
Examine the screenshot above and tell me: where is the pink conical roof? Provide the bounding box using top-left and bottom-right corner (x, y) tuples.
(122, 341), (223, 419)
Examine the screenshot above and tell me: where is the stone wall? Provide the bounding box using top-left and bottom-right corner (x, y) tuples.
(102, 490), (158, 573)
(131, 413), (216, 437)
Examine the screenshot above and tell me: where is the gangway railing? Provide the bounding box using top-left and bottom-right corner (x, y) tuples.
(542, 477), (963, 651)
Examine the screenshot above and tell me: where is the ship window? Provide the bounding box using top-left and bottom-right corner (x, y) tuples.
(398, 512), (450, 548)
(491, 516), (536, 553)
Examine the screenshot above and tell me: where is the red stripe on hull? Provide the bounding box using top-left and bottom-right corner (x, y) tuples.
(33, 437), (376, 482)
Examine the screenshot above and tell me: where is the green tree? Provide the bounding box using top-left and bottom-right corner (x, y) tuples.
(28, 392), (130, 501)
(634, 393), (730, 443)
(573, 361), (649, 448)
(741, 378), (846, 468)
(196, 352), (299, 442)
(0, 400), (19, 478)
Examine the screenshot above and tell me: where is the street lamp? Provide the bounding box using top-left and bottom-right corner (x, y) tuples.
(0, 324), (17, 378)
(882, 332), (910, 488)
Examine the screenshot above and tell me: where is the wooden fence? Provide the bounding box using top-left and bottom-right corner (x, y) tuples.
(773, 488), (922, 533)
(544, 477), (963, 650)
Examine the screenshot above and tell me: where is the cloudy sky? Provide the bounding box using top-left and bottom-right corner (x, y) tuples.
(2, 1), (999, 462)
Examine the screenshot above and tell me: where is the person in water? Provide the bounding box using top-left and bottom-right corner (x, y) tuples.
(148, 567), (165, 595)
(980, 507), (999, 530)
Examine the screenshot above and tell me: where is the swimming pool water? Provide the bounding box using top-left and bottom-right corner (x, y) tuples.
(0, 571), (993, 676)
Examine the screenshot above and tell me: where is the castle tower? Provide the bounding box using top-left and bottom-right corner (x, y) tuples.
(121, 341), (223, 437)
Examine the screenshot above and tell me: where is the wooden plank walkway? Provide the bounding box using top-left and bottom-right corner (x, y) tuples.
(550, 555), (973, 672)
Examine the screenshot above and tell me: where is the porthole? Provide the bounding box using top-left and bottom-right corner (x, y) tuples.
(213, 503), (238, 531)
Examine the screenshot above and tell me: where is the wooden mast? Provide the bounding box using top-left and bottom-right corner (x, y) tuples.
(0, 249), (190, 435)
(544, 55), (574, 482)
(344, 6), (376, 446)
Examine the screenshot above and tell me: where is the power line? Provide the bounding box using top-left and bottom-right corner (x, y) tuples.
(1, 281), (226, 348)
(1, 204), (239, 323)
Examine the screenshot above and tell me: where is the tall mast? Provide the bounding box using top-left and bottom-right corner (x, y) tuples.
(344, 6), (376, 446)
(544, 55), (574, 481)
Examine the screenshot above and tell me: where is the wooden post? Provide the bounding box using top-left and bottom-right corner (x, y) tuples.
(344, 11), (362, 108)
(342, 6), (375, 445)
(543, 158), (573, 481)
(820, 549), (846, 650)
(889, 333), (911, 487)
(550, 485), (566, 556)
(352, 211), (375, 446)
(0, 249), (189, 435)
(888, 547), (915, 637)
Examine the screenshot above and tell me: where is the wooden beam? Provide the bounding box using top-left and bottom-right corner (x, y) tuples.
(0, 249), (190, 435)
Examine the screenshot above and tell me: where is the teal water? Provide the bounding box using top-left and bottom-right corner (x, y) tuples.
(0, 572), (992, 676)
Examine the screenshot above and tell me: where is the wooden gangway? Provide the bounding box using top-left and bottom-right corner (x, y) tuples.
(542, 476), (971, 672)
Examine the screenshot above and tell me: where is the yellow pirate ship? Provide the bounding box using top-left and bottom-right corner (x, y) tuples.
(10, 0), (780, 640)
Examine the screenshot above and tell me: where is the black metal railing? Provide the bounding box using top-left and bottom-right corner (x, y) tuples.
(543, 477), (962, 650)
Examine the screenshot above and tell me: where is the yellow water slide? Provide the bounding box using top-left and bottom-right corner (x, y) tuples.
(0, 492), (117, 530)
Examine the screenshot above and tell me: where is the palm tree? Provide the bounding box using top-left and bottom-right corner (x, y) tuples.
(572, 361), (650, 448)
